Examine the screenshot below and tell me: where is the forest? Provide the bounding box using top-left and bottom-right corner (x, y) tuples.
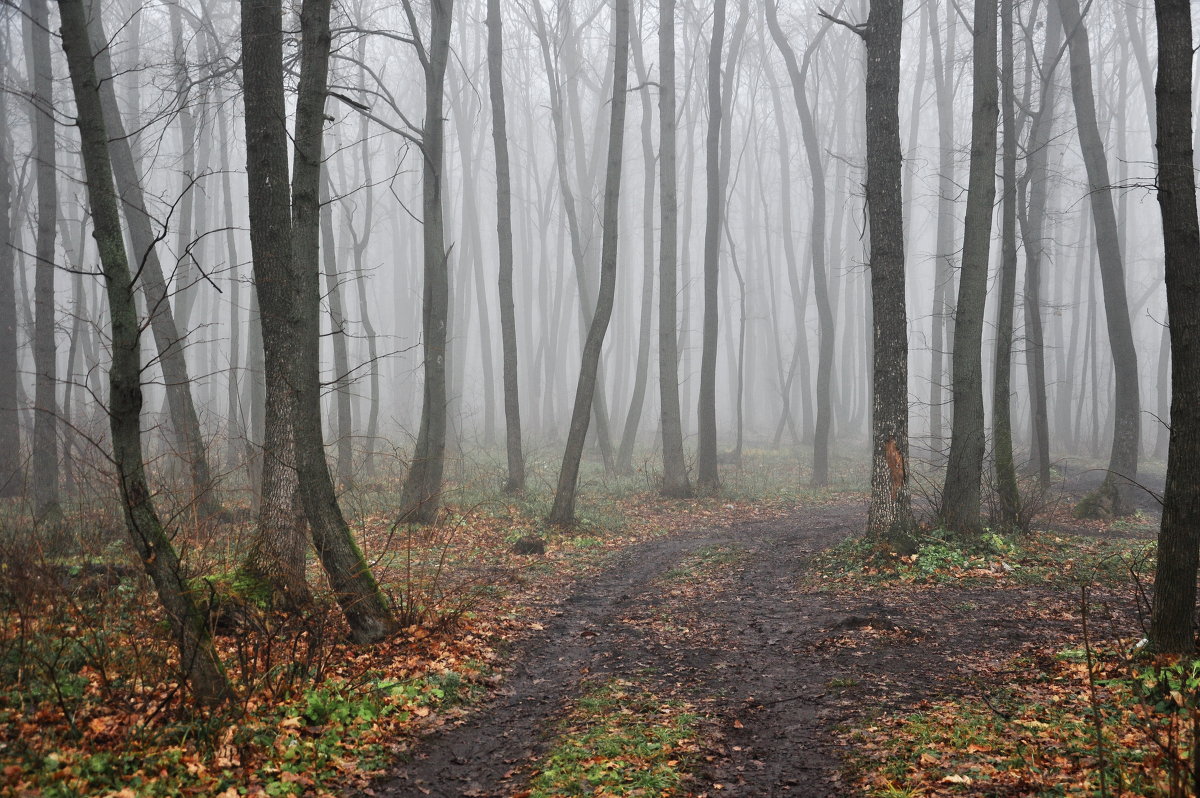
(1, 0), (1199, 794)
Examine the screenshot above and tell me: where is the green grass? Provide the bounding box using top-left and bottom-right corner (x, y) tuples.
(662, 543), (745, 583)
(529, 679), (698, 798)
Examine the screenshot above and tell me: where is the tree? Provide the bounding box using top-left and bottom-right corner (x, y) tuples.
(941, 0), (998, 534)
(828, 0), (917, 550)
(549, 0), (631, 525)
(58, 0), (231, 706)
(657, 0), (691, 498)
(242, 0), (396, 642)
(485, 0), (525, 493)
(1058, 0), (1140, 518)
(1149, 0), (1200, 654)
(398, 0), (454, 523)
(696, 0), (728, 495)
(765, 0), (836, 486)
(991, 0), (1020, 528)
(0, 14), (17, 499)
(27, 0), (59, 521)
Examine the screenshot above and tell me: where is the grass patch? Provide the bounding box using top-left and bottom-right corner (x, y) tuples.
(848, 647), (1199, 796)
(528, 679), (699, 797)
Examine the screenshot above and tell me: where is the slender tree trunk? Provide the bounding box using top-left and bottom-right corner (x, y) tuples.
(319, 173), (354, 490)
(991, 0), (1020, 527)
(0, 36), (18, 498)
(765, 0), (836, 485)
(857, 0), (917, 551)
(616, 17), (657, 475)
(696, 0), (727, 494)
(27, 0), (59, 521)
(82, 5), (223, 522)
(485, 0), (525, 492)
(59, 0), (231, 706)
(549, 0), (630, 524)
(399, 0), (454, 523)
(1017, 0), (1062, 489)
(657, 0), (691, 497)
(1059, 0), (1140, 516)
(1149, 0), (1200, 654)
(942, 0), (998, 534)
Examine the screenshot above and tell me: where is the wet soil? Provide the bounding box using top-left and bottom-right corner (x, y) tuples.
(373, 501), (1143, 797)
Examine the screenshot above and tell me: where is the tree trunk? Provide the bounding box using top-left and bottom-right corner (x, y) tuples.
(485, 0), (525, 493)
(1059, 0), (1140, 517)
(549, 0), (630, 525)
(1149, 0), (1200, 654)
(59, 0), (231, 706)
(0, 38), (18, 499)
(942, 0), (998, 534)
(860, 0), (917, 551)
(765, 0), (836, 485)
(657, 0), (691, 498)
(399, 0), (454, 524)
(27, 0), (59, 521)
(991, 0), (1020, 528)
(319, 173), (354, 490)
(82, 5), (223, 523)
(696, 0), (727, 494)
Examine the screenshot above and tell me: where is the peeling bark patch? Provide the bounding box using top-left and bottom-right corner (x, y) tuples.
(885, 437), (905, 500)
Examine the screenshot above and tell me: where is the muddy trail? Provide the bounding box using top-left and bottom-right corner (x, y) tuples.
(374, 502), (1119, 797)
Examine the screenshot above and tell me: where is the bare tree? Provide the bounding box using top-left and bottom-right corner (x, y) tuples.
(0, 14), (18, 499)
(1058, 0), (1140, 517)
(941, 0), (998, 534)
(1149, 0), (1200, 654)
(657, 0), (691, 498)
(486, 0), (525, 493)
(59, 0), (230, 706)
(399, 0), (455, 523)
(549, 0), (630, 525)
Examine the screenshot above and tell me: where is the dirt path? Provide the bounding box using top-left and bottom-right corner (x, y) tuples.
(374, 502), (1104, 797)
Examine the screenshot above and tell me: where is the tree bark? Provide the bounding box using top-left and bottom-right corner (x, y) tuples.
(941, 0), (998, 534)
(860, 0), (917, 551)
(319, 173), (354, 490)
(1149, 0), (1200, 654)
(549, 0), (630, 525)
(696, 0), (727, 494)
(398, 0), (454, 523)
(991, 0), (1020, 528)
(59, 0), (231, 706)
(0, 34), (18, 499)
(1059, 0), (1141, 517)
(27, 0), (59, 521)
(485, 0), (525, 493)
(657, 0), (691, 497)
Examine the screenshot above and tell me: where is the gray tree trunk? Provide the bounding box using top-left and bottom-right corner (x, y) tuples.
(549, 0), (630, 524)
(1059, 0), (1141, 516)
(319, 173), (354, 490)
(0, 31), (18, 498)
(59, 0), (231, 706)
(942, 0), (998, 534)
(657, 0), (691, 498)
(485, 0), (525, 492)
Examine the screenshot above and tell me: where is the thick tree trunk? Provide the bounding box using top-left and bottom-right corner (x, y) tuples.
(288, 0), (394, 642)
(485, 0), (525, 493)
(657, 0), (691, 498)
(696, 0), (727, 494)
(1059, 0), (1140, 517)
(1149, 0), (1200, 654)
(239, 0), (311, 610)
(549, 0), (630, 525)
(991, 0), (1020, 528)
(941, 0), (998, 534)
(399, 0), (454, 523)
(27, 0), (59, 521)
(59, 0), (231, 706)
(860, 0), (917, 551)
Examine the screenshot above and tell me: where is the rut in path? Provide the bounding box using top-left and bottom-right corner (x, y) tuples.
(375, 503), (1079, 797)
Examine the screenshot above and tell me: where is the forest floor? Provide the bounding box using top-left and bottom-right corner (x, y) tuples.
(372, 476), (1173, 798)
